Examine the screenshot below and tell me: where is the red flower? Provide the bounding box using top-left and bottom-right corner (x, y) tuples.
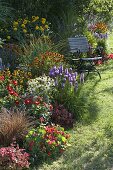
(47, 152), (51, 156)
(13, 92), (18, 97)
(12, 80), (18, 86)
(39, 117), (44, 123)
(0, 76), (5, 81)
(34, 101), (40, 105)
(24, 99), (32, 105)
(7, 85), (13, 91)
(49, 104), (53, 111)
(59, 149), (64, 153)
(9, 90), (14, 95)
(15, 100), (19, 105)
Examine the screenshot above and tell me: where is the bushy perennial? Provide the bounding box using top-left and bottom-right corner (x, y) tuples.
(28, 75), (54, 96)
(25, 125), (70, 160)
(0, 142), (30, 169)
(49, 65), (84, 92)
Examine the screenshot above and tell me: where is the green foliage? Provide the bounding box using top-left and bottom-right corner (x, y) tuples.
(85, 0), (113, 23)
(0, 0), (14, 24)
(25, 125), (70, 163)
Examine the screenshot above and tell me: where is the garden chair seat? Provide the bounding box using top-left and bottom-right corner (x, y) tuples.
(68, 36), (102, 79)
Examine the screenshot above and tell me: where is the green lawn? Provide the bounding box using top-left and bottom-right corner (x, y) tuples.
(35, 60), (113, 170)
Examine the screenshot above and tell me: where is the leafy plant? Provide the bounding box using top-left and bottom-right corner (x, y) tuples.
(27, 75), (54, 102)
(25, 125), (70, 162)
(0, 141), (30, 169)
(0, 15), (50, 43)
(51, 103), (74, 128)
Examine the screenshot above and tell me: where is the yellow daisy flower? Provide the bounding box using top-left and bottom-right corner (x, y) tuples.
(7, 36), (11, 40)
(35, 25), (39, 30)
(21, 24), (26, 28)
(23, 29), (27, 33)
(45, 24), (49, 29)
(13, 27), (17, 31)
(13, 21), (18, 27)
(23, 19), (28, 25)
(41, 18), (46, 24)
(40, 26), (44, 32)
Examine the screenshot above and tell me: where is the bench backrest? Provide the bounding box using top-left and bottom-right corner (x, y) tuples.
(68, 36), (90, 53)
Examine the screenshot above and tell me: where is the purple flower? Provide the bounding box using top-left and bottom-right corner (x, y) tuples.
(62, 83), (65, 88)
(54, 79), (58, 86)
(65, 68), (69, 74)
(74, 81), (78, 92)
(55, 69), (60, 75)
(80, 73), (84, 83)
(59, 65), (63, 74)
(64, 74), (68, 78)
(74, 72), (78, 79)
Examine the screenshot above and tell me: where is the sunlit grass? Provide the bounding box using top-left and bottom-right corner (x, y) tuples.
(33, 60), (113, 170)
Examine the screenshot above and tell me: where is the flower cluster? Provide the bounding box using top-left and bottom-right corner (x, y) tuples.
(29, 51), (64, 76)
(51, 103), (74, 128)
(88, 22), (108, 39)
(0, 16), (50, 42)
(0, 142), (30, 169)
(27, 75), (54, 101)
(22, 96), (53, 126)
(25, 125), (70, 160)
(49, 65), (84, 91)
(0, 68), (32, 86)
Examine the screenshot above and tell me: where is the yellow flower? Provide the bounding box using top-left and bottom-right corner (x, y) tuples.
(13, 27), (17, 31)
(32, 16), (35, 20)
(13, 21), (18, 27)
(35, 16), (39, 21)
(7, 36), (11, 40)
(40, 26), (44, 32)
(45, 24), (49, 29)
(41, 18), (46, 24)
(21, 24), (26, 28)
(30, 34), (34, 37)
(23, 19), (28, 25)
(23, 29), (27, 33)
(35, 25), (39, 30)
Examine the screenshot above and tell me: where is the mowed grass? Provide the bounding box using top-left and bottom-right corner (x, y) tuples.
(34, 60), (113, 170)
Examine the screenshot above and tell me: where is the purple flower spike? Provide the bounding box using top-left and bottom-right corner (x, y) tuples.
(53, 66), (57, 71)
(70, 82), (73, 86)
(54, 79), (58, 86)
(74, 81), (78, 92)
(80, 73), (84, 83)
(55, 69), (60, 75)
(59, 65), (63, 74)
(69, 68), (72, 71)
(70, 77), (73, 82)
(62, 83), (65, 88)
(74, 72), (78, 79)
(63, 78), (67, 82)
(64, 74), (68, 78)
(65, 68), (68, 74)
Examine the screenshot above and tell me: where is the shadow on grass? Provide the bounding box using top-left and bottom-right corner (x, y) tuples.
(73, 77), (101, 124)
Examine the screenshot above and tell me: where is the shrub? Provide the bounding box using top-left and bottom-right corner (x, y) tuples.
(27, 75), (54, 102)
(21, 95), (53, 126)
(0, 69), (32, 109)
(19, 37), (64, 77)
(0, 141), (30, 169)
(0, 108), (32, 146)
(0, 15), (50, 43)
(25, 125), (70, 162)
(51, 103), (74, 128)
